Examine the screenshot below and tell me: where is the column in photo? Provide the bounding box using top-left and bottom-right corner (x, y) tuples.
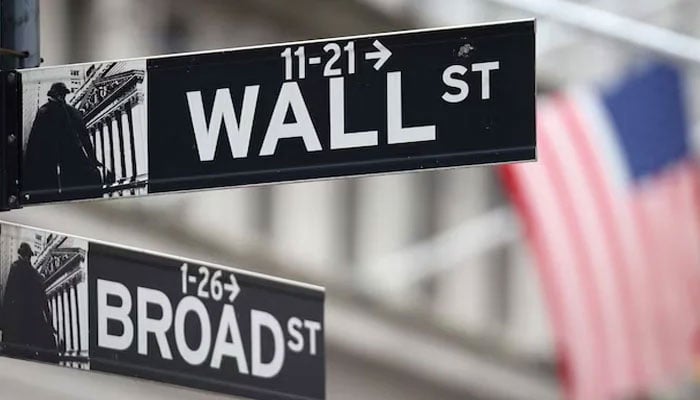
(41, 234), (90, 369)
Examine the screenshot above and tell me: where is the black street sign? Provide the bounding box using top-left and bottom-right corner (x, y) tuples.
(0, 221), (325, 399)
(0, 19), (535, 209)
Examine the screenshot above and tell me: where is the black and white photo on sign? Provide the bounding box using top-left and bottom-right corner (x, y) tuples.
(0, 224), (89, 369)
(21, 60), (148, 202)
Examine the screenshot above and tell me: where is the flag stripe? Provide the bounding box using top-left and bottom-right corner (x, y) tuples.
(503, 64), (700, 399)
(499, 166), (573, 398)
(571, 89), (664, 386)
(555, 94), (643, 394)
(667, 169), (697, 374)
(647, 173), (686, 378)
(537, 118), (613, 399)
(541, 104), (632, 396)
(502, 159), (600, 400)
(662, 166), (700, 373)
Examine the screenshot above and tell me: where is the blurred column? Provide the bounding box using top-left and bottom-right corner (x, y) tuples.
(413, 0), (491, 25)
(85, 0), (166, 60)
(430, 168), (495, 333)
(177, 0), (281, 51)
(355, 173), (429, 305)
(39, 0), (69, 65)
(506, 241), (553, 357)
(1, 0), (40, 69)
(270, 181), (347, 277)
(178, 189), (265, 250)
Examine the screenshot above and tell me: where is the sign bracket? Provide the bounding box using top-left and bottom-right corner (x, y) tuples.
(0, 70), (21, 211)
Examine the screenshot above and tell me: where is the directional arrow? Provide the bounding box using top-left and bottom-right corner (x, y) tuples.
(223, 273), (241, 303)
(364, 40), (392, 71)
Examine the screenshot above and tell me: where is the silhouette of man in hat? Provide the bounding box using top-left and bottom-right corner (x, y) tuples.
(1, 242), (58, 363)
(23, 82), (103, 202)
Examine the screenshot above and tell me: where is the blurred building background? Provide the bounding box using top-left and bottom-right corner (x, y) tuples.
(1, 0), (699, 399)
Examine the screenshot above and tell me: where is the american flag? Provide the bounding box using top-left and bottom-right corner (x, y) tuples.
(502, 63), (700, 399)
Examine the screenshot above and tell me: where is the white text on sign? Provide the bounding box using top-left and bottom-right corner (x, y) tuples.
(185, 62), (499, 161)
(96, 278), (322, 378)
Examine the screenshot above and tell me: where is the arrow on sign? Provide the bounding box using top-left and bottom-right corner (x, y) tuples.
(224, 273), (241, 303)
(365, 40), (392, 71)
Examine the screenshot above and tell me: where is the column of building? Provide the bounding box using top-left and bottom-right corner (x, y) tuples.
(88, 97), (141, 197)
(47, 274), (86, 368)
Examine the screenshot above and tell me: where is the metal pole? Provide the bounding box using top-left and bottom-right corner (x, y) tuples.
(485, 0), (700, 67)
(0, 0), (40, 70)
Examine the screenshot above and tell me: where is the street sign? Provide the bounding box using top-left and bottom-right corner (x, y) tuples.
(0, 221), (325, 400)
(0, 19), (535, 209)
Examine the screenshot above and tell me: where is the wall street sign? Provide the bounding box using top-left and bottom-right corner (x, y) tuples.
(0, 221), (325, 399)
(0, 19), (535, 209)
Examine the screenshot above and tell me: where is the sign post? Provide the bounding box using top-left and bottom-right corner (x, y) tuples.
(0, 221), (325, 399)
(0, 0), (40, 70)
(0, 19), (535, 210)
(0, 0), (38, 211)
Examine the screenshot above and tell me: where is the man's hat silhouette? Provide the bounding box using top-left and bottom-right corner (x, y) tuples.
(47, 82), (70, 98)
(17, 242), (34, 258)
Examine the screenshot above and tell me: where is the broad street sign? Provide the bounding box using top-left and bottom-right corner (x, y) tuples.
(0, 221), (325, 399)
(0, 19), (535, 209)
